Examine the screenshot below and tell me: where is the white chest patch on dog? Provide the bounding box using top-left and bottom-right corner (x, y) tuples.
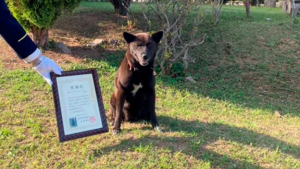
(132, 83), (143, 96)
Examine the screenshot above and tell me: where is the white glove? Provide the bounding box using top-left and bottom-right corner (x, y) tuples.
(34, 56), (63, 85)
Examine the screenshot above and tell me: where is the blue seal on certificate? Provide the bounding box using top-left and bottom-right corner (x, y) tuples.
(69, 117), (78, 128)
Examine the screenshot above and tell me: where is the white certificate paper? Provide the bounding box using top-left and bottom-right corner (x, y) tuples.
(56, 74), (103, 135)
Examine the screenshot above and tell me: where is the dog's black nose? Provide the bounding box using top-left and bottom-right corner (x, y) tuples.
(143, 55), (148, 60)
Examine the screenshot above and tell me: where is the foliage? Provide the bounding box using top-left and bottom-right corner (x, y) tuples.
(141, 0), (206, 75)
(6, 0), (81, 31)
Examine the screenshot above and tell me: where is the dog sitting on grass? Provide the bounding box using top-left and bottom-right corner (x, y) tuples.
(109, 31), (163, 135)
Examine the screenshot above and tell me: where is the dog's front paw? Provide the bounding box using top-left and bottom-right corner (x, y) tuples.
(154, 126), (163, 133)
(109, 121), (114, 126)
(112, 129), (121, 135)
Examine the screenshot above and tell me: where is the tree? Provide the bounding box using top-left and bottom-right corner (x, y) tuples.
(211, 0), (224, 26)
(6, 0), (82, 48)
(251, 0), (258, 6)
(140, 0), (206, 75)
(110, 0), (131, 16)
(245, 0), (251, 18)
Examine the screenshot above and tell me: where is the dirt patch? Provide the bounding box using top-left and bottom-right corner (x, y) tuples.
(0, 39), (82, 70)
(235, 54), (262, 65)
(0, 11), (147, 71)
(277, 38), (300, 55)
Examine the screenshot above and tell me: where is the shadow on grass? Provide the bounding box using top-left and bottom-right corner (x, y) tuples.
(46, 4), (300, 167)
(59, 44), (300, 118)
(46, 3), (300, 167)
(93, 49), (300, 116)
(93, 116), (299, 168)
(66, 46), (125, 62)
(51, 5), (300, 116)
(49, 2), (300, 116)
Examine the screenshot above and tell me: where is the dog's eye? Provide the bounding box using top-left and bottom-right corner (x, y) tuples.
(147, 43), (152, 48)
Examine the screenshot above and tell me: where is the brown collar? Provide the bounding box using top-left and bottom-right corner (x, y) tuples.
(127, 59), (137, 71)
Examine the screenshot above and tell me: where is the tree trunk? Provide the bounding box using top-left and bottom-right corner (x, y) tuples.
(119, 4), (127, 16)
(223, 0), (229, 4)
(31, 26), (49, 48)
(245, 0), (251, 18)
(111, 0), (130, 16)
(111, 0), (120, 14)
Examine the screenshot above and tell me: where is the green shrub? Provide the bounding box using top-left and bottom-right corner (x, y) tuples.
(6, 0), (82, 47)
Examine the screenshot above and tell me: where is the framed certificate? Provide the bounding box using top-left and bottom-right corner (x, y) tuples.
(51, 69), (108, 142)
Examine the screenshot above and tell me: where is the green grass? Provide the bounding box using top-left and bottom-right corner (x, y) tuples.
(1, 2), (300, 168)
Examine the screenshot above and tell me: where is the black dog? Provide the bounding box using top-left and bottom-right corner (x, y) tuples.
(109, 31), (163, 135)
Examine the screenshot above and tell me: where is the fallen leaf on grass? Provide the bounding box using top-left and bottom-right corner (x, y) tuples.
(275, 111), (283, 118)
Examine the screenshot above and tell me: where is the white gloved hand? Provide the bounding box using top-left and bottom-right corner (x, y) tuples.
(34, 56), (63, 85)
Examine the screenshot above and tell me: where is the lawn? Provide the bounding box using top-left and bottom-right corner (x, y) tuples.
(1, 2), (300, 168)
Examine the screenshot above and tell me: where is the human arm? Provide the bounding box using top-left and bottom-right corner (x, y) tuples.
(0, 0), (62, 85)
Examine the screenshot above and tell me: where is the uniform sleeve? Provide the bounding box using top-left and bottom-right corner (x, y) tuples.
(0, 0), (41, 62)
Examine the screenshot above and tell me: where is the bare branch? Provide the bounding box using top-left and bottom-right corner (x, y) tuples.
(140, 0), (207, 75)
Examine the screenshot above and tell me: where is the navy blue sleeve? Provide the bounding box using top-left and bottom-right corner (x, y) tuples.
(0, 0), (38, 60)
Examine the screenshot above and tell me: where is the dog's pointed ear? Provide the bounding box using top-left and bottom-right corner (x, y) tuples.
(123, 32), (136, 43)
(151, 31), (163, 44)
